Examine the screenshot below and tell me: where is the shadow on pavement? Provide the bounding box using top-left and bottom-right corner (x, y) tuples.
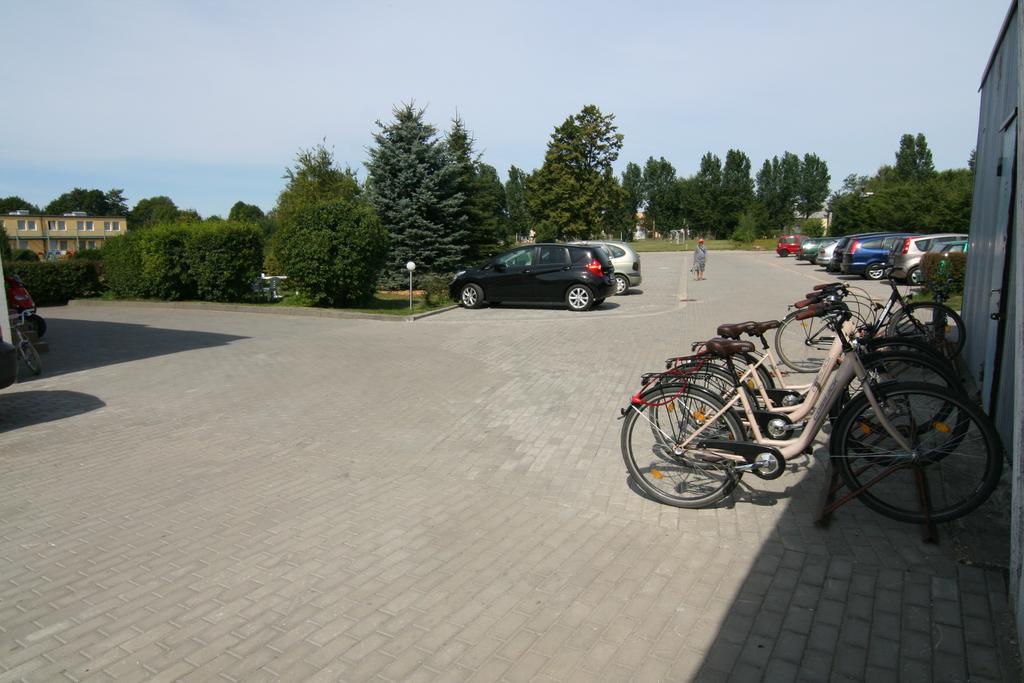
(0, 390), (106, 432)
(686, 450), (1022, 681)
(23, 318), (248, 381)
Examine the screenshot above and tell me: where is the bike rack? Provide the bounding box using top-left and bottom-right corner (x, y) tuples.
(815, 457), (938, 543)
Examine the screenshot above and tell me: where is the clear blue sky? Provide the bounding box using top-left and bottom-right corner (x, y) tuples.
(0, 0), (1011, 218)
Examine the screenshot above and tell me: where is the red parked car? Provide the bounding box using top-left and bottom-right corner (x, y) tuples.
(776, 234), (802, 257)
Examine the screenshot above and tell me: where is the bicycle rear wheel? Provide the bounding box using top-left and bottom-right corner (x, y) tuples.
(830, 381), (1002, 523)
(886, 302), (965, 360)
(621, 385), (744, 508)
(774, 312), (834, 372)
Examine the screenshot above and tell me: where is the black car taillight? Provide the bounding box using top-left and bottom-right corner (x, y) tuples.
(586, 259), (603, 276)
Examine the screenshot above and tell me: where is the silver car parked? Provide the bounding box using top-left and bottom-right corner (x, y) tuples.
(888, 233), (967, 284)
(814, 238), (841, 267)
(569, 240), (642, 294)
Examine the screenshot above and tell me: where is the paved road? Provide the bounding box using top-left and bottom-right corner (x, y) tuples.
(0, 252), (1017, 682)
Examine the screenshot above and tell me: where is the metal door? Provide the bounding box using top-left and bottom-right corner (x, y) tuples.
(981, 117), (1017, 412)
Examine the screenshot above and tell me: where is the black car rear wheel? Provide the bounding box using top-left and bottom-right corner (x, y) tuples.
(566, 284), (594, 312)
(460, 283), (484, 309)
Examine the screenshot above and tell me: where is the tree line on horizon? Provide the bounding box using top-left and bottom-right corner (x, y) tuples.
(1, 105), (973, 286)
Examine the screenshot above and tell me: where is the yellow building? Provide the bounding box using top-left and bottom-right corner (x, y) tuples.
(1, 211), (127, 258)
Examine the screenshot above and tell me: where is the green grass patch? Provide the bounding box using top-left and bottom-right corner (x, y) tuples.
(340, 291), (450, 315)
(631, 238), (776, 252)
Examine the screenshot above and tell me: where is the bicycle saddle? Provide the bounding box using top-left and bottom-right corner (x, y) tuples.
(716, 321), (757, 338)
(704, 338), (755, 357)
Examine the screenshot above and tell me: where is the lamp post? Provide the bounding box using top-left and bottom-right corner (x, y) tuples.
(406, 261), (416, 310)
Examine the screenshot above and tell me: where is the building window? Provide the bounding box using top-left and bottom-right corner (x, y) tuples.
(47, 220), (67, 231)
(78, 220), (94, 232)
(103, 221), (121, 232)
(85, 240), (97, 249)
(17, 220), (37, 231)
(58, 240), (69, 250)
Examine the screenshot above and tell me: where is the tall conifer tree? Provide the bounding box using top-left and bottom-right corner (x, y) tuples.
(367, 103), (466, 284)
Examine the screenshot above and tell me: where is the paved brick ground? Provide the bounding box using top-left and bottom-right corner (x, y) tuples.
(0, 251), (1018, 682)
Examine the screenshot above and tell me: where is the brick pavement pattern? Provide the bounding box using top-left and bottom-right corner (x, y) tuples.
(0, 251), (1019, 682)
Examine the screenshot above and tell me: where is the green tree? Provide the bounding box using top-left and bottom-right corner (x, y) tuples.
(599, 170), (634, 239)
(641, 157), (677, 235)
(829, 168), (972, 235)
(446, 116), (507, 262)
(130, 196), (180, 229)
(274, 199), (388, 306)
(719, 149), (755, 235)
(796, 153), (831, 218)
(505, 166), (530, 240)
(682, 152), (723, 237)
(176, 209), (202, 223)
(366, 102), (466, 284)
(228, 201), (266, 223)
(527, 105), (624, 241)
(0, 196), (41, 214)
(756, 152), (801, 232)
(477, 164), (510, 246)
(45, 188), (127, 215)
(276, 141), (361, 227)
(620, 162), (644, 237)
(893, 133), (936, 182)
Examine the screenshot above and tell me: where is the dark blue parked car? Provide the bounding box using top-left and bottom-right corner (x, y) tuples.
(842, 232), (919, 280)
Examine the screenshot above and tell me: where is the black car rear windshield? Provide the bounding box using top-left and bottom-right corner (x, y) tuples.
(570, 246), (611, 268)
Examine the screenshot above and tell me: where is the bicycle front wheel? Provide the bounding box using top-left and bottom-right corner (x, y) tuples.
(886, 302), (965, 360)
(620, 385), (745, 508)
(19, 339), (42, 376)
(774, 312), (834, 372)
(830, 382), (1002, 523)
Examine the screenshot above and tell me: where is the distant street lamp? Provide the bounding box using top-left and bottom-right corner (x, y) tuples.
(406, 261), (416, 310)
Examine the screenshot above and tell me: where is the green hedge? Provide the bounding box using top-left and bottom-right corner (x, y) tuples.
(138, 225), (195, 300)
(102, 233), (146, 298)
(920, 252), (967, 294)
(273, 199), (388, 306)
(101, 221), (264, 302)
(4, 260), (102, 305)
(185, 223), (263, 302)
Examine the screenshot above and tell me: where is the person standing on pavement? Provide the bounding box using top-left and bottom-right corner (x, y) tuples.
(694, 238), (707, 280)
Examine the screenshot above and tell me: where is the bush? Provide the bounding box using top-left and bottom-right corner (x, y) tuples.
(920, 252), (967, 294)
(185, 222), (263, 302)
(795, 217), (825, 238)
(5, 260), (101, 305)
(13, 249), (39, 261)
(731, 209), (759, 244)
(101, 222), (263, 302)
(273, 199), (389, 306)
(421, 273), (453, 306)
(101, 233), (146, 298)
(138, 224), (195, 300)
(0, 236), (11, 262)
(69, 249), (104, 262)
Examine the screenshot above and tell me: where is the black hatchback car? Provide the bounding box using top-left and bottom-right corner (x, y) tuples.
(449, 243), (615, 311)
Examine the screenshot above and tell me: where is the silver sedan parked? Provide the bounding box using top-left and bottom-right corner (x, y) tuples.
(569, 240), (643, 294)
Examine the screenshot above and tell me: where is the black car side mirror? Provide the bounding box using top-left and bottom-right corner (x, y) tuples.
(494, 263), (507, 272)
